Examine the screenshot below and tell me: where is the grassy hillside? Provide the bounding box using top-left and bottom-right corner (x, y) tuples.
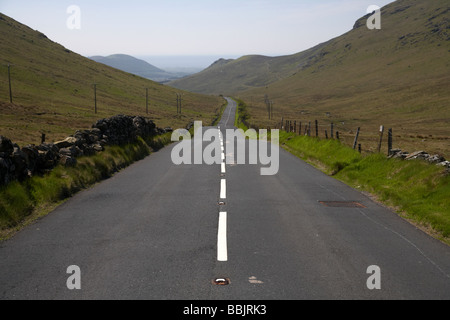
(171, 0), (449, 157)
(239, 0), (449, 157)
(0, 13), (223, 146)
(168, 43), (328, 95)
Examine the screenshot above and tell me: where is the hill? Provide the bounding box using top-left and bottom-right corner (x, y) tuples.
(0, 13), (223, 146)
(168, 43), (328, 95)
(89, 54), (179, 82)
(172, 0), (450, 157)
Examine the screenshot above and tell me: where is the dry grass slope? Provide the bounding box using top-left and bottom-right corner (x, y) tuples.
(239, 0), (450, 157)
(170, 0), (449, 157)
(0, 13), (223, 146)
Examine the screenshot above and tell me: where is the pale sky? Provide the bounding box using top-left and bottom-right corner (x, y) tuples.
(0, 0), (395, 60)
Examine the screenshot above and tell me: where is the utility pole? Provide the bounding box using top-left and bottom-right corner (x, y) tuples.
(270, 101), (274, 120)
(146, 88), (149, 115)
(176, 93), (182, 114)
(93, 83), (97, 114)
(7, 64), (13, 103)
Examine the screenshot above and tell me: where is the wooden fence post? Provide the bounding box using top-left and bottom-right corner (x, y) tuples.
(315, 120), (318, 137)
(353, 127), (360, 149)
(388, 128), (393, 156)
(378, 125), (384, 153)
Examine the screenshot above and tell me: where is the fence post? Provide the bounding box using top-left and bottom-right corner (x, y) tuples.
(41, 133), (46, 144)
(325, 130), (328, 139)
(336, 131), (340, 140)
(358, 144), (362, 153)
(331, 123), (334, 139)
(388, 128), (393, 156)
(315, 120), (318, 137)
(353, 127), (360, 149)
(378, 125), (384, 153)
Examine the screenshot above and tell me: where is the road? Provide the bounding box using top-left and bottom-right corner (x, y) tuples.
(1, 97), (450, 301)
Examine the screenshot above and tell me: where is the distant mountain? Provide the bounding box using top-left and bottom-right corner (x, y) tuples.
(89, 54), (180, 82)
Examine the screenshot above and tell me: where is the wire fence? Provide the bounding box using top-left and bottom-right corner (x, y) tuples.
(243, 117), (395, 156)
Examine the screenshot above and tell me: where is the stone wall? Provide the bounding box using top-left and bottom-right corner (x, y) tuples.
(389, 149), (450, 170)
(0, 115), (170, 186)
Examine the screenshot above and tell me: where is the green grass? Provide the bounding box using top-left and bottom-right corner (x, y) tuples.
(280, 131), (362, 175)
(234, 98), (250, 132)
(279, 132), (450, 243)
(0, 133), (173, 238)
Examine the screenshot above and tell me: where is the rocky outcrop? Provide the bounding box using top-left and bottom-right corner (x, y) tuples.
(0, 115), (171, 186)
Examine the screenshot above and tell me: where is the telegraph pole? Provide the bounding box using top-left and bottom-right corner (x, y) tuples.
(176, 93), (182, 114)
(93, 83), (97, 114)
(146, 88), (149, 115)
(7, 64), (13, 103)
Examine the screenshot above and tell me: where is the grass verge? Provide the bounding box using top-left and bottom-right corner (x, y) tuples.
(234, 98), (250, 131)
(279, 131), (450, 245)
(0, 133), (173, 240)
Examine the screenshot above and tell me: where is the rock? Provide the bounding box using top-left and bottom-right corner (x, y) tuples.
(36, 143), (60, 171)
(437, 161), (450, 168)
(0, 157), (12, 185)
(12, 146), (28, 180)
(21, 145), (39, 175)
(59, 155), (77, 167)
(389, 149), (409, 159)
(405, 151), (428, 160)
(428, 154), (446, 164)
(92, 144), (104, 152)
(55, 136), (77, 149)
(0, 136), (14, 154)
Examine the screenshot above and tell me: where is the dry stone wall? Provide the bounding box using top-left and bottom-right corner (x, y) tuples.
(0, 115), (170, 186)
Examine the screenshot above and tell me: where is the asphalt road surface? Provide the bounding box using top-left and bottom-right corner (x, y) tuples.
(1, 97), (450, 300)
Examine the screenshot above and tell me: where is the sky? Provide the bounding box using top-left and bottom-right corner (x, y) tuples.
(0, 0), (395, 68)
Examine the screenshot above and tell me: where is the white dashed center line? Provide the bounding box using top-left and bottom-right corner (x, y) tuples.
(217, 212), (228, 262)
(218, 127), (228, 262)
